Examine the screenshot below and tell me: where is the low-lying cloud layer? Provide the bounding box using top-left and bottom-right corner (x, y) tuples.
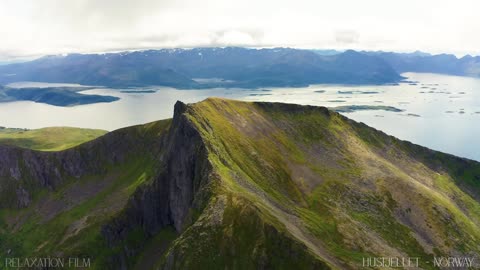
(1, 0), (479, 61)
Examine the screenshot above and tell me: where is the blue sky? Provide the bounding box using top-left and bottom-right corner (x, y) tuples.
(1, 0), (479, 61)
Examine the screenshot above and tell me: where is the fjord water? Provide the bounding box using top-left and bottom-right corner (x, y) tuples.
(1, 72), (479, 161)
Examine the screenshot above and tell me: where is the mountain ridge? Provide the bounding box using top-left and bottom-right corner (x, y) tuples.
(0, 48), (403, 88)
(366, 51), (480, 77)
(0, 98), (479, 269)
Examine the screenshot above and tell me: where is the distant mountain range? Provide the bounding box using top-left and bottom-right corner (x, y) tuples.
(1, 47), (479, 90)
(365, 51), (480, 77)
(315, 49), (480, 78)
(0, 48), (402, 88)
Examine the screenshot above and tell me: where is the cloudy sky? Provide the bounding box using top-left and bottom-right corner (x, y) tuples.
(1, 0), (479, 61)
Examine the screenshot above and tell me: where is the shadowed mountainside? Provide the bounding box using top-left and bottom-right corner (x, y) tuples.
(0, 98), (479, 269)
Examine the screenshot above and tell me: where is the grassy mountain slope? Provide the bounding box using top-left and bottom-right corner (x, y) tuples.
(0, 98), (479, 269)
(161, 98), (480, 269)
(0, 120), (172, 267)
(0, 127), (107, 151)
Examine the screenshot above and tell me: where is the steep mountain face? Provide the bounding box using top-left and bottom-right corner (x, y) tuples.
(1, 98), (479, 269)
(0, 48), (402, 88)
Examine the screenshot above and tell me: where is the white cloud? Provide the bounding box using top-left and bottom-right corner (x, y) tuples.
(1, 0), (480, 60)
(335, 30), (360, 45)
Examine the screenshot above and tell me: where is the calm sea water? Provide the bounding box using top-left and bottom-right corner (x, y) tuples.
(1, 73), (480, 161)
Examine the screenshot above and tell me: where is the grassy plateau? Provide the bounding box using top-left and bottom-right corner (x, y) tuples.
(0, 127), (107, 151)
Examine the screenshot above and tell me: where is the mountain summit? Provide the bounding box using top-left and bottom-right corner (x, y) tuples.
(0, 98), (479, 269)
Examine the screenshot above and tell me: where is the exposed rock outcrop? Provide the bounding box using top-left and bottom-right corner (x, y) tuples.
(100, 102), (214, 269)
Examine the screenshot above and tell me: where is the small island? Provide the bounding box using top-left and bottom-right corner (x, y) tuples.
(120, 90), (156, 93)
(332, 105), (405, 113)
(0, 85), (120, 107)
(249, 93), (272, 96)
(337, 90), (379, 94)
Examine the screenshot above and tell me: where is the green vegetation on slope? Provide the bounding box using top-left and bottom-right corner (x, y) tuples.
(0, 127), (107, 151)
(165, 98), (480, 269)
(0, 98), (479, 270)
(0, 119), (172, 269)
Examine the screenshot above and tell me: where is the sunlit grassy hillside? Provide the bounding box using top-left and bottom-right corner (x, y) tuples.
(0, 127), (107, 151)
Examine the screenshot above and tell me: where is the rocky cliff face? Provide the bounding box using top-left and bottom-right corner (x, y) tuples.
(100, 102), (215, 269)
